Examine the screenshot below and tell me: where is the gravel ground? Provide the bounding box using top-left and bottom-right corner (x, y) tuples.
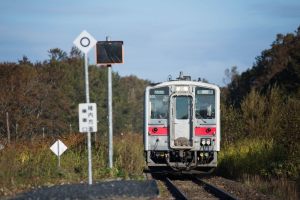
(155, 175), (278, 200)
(10, 180), (159, 200)
(8, 176), (277, 200)
(203, 176), (276, 200)
(173, 180), (218, 200)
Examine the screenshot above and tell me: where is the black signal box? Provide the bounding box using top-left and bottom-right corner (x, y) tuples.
(96, 41), (123, 64)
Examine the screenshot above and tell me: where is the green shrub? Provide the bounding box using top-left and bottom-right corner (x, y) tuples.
(220, 87), (299, 179)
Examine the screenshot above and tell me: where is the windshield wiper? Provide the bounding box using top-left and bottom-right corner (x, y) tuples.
(199, 116), (207, 123)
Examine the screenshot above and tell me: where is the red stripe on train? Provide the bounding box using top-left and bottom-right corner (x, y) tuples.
(148, 127), (168, 135)
(195, 127), (216, 136)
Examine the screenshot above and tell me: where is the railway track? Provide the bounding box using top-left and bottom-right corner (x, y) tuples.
(164, 177), (189, 200)
(146, 172), (238, 200)
(193, 177), (238, 200)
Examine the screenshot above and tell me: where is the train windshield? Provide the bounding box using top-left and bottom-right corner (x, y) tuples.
(195, 87), (215, 119)
(149, 87), (169, 119)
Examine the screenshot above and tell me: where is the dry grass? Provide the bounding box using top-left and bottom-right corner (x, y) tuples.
(218, 138), (299, 199)
(0, 132), (145, 197)
(242, 174), (299, 200)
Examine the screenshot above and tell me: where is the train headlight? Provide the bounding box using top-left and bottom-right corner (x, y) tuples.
(204, 152), (209, 157)
(201, 138), (211, 146)
(206, 139), (211, 145)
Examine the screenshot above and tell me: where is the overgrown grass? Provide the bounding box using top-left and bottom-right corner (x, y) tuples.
(217, 138), (299, 199)
(0, 133), (145, 197)
(242, 174), (298, 200)
(219, 138), (276, 178)
(220, 87), (299, 198)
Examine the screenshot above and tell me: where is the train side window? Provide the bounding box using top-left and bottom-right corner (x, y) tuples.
(195, 88), (215, 119)
(149, 88), (169, 119)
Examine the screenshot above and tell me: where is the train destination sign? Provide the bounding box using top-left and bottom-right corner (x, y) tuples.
(150, 87), (169, 95)
(96, 41), (124, 64)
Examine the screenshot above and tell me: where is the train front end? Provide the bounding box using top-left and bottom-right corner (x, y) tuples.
(144, 77), (220, 173)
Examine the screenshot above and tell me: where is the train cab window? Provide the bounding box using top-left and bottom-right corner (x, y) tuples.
(149, 87), (169, 119)
(175, 96), (192, 119)
(195, 88), (215, 119)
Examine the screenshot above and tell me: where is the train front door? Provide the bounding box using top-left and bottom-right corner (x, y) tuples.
(170, 95), (193, 149)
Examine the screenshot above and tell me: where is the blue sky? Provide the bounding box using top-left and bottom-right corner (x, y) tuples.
(0, 0), (299, 85)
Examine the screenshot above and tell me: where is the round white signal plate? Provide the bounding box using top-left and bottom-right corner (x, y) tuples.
(73, 30), (97, 54)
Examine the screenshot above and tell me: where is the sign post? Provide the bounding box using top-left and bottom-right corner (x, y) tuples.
(73, 30), (97, 185)
(108, 63), (113, 169)
(106, 36), (113, 169)
(50, 139), (67, 168)
(96, 38), (124, 169)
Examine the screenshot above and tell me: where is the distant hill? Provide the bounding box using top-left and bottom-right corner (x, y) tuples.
(227, 26), (300, 105)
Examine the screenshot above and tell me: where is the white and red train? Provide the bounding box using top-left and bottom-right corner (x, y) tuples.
(144, 73), (220, 173)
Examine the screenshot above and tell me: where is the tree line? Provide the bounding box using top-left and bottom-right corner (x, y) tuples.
(0, 47), (149, 142)
(221, 26), (300, 179)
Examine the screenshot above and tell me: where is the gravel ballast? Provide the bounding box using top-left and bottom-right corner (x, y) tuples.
(10, 180), (159, 200)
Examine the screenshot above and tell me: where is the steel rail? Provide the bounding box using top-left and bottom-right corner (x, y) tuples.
(164, 177), (189, 200)
(144, 172), (153, 180)
(194, 177), (239, 200)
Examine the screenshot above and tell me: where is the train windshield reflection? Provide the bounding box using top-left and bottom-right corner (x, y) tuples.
(150, 95), (169, 119)
(195, 88), (215, 119)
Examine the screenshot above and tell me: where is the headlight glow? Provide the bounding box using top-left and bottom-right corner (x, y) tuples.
(206, 139), (211, 145)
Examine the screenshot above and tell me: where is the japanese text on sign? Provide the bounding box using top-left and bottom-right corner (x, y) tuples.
(79, 103), (98, 133)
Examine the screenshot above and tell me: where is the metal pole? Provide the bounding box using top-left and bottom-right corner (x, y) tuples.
(85, 53), (90, 103)
(58, 140), (60, 168)
(84, 53), (93, 185)
(108, 64), (113, 168)
(107, 36), (113, 169)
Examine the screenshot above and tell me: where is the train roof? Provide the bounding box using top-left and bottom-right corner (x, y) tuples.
(148, 80), (220, 91)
